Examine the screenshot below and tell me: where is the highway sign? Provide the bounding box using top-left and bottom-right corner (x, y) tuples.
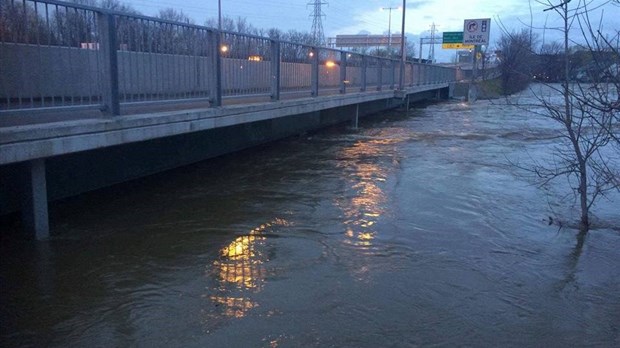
(442, 43), (475, 50)
(442, 32), (463, 44)
(463, 18), (491, 45)
(334, 34), (404, 48)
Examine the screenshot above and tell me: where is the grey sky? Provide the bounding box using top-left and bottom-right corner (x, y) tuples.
(125, 0), (619, 61)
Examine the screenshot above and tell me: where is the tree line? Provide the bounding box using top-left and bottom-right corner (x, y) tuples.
(496, 28), (619, 94)
(1, 0), (416, 62)
(0, 0), (338, 60)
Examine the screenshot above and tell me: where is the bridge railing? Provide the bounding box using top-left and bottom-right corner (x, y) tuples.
(0, 0), (457, 116)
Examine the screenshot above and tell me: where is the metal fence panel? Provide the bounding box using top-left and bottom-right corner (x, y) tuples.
(0, 0), (103, 110)
(0, 0), (458, 115)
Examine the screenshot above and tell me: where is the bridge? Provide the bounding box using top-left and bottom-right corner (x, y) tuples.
(0, 0), (458, 240)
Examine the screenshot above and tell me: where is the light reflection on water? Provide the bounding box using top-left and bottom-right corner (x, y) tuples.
(336, 136), (407, 250)
(1, 86), (619, 347)
(207, 218), (291, 318)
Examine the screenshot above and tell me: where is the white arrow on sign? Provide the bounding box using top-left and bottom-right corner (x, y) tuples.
(463, 18), (491, 45)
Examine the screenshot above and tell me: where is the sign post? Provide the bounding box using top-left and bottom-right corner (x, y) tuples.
(463, 18), (490, 102)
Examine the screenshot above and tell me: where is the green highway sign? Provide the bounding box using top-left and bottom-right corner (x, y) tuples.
(442, 32), (464, 44)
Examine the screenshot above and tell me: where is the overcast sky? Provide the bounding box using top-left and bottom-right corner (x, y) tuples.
(125, 0), (619, 62)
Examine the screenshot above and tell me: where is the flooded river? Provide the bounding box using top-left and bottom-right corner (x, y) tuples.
(1, 87), (619, 347)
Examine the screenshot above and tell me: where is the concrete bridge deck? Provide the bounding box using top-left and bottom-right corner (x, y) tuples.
(1, 83), (451, 240)
(0, 84), (448, 165)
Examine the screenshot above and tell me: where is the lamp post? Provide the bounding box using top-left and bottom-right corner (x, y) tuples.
(399, 0), (406, 90)
(218, 0), (222, 30)
(382, 6), (398, 57)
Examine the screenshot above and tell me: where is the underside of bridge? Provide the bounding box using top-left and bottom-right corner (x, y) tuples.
(0, 85), (451, 240)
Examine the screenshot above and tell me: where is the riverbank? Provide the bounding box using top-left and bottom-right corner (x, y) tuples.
(452, 77), (504, 100)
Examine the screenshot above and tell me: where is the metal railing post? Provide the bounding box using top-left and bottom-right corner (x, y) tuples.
(270, 40), (281, 101)
(96, 12), (120, 116)
(311, 47), (319, 97)
(377, 59), (382, 91)
(417, 64), (421, 86)
(391, 59), (396, 90)
(339, 51), (347, 94)
(410, 63), (414, 86)
(208, 29), (222, 107)
(361, 56), (367, 92)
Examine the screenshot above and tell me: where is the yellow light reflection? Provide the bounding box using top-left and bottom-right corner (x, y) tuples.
(325, 60), (336, 68)
(206, 218), (290, 319)
(336, 131), (406, 250)
(209, 296), (258, 318)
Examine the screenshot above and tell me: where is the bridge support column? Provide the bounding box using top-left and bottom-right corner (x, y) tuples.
(21, 159), (49, 240)
(352, 104), (359, 129)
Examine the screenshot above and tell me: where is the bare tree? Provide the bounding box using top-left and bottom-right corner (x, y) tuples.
(523, 0), (619, 229)
(497, 29), (536, 95)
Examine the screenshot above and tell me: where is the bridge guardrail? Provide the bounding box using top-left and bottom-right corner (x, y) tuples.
(0, 0), (458, 116)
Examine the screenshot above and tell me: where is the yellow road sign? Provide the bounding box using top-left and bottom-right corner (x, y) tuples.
(442, 43), (475, 50)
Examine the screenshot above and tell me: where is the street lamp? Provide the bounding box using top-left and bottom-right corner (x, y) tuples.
(381, 6), (399, 57)
(399, 0), (406, 90)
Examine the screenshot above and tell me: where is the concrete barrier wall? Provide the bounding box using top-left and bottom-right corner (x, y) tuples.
(1, 44), (424, 101)
(0, 43), (101, 99)
(1, 44), (363, 99)
(118, 51), (210, 96)
(0, 43), (212, 98)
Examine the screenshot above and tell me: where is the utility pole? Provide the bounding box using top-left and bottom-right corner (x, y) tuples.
(382, 6), (398, 57)
(309, 0), (328, 46)
(419, 36), (441, 63)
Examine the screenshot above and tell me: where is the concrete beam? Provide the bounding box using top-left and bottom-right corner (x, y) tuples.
(0, 85), (449, 165)
(21, 159), (49, 240)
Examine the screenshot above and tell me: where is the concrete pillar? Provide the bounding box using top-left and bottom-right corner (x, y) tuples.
(21, 159), (49, 240)
(352, 104), (359, 129)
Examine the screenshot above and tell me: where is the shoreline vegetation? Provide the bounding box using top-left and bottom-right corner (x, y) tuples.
(452, 76), (506, 100)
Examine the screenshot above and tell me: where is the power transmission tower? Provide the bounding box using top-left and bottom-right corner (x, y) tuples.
(428, 23), (439, 62)
(308, 0), (328, 46)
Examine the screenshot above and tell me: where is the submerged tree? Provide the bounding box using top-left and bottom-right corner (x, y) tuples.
(521, 0), (619, 229)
